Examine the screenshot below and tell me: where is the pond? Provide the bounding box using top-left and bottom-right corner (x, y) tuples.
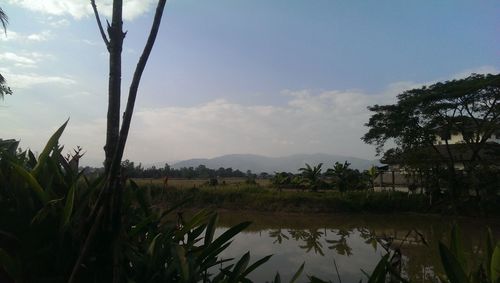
(212, 212), (500, 282)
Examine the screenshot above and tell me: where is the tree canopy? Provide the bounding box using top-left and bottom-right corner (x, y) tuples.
(362, 73), (500, 200)
(362, 73), (500, 164)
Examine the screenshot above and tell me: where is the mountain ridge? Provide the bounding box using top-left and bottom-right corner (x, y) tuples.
(169, 153), (379, 173)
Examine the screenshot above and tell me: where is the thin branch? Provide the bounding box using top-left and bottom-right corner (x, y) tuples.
(90, 0), (110, 49)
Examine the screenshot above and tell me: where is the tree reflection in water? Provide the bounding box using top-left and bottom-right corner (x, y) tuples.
(268, 228), (289, 244)
(298, 229), (325, 255)
(326, 228), (353, 256)
(268, 226), (426, 260)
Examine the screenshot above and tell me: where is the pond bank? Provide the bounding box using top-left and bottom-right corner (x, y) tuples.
(142, 184), (500, 217)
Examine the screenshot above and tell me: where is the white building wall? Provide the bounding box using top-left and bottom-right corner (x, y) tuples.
(434, 133), (500, 145)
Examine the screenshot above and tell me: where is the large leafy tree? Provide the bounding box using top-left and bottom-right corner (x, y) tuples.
(362, 73), (500, 198)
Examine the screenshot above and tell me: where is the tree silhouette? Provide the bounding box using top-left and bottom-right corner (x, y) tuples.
(299, 163), (323, 192)
(69, 1), (168, 282)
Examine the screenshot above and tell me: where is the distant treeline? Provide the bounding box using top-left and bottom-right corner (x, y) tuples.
(119, 160), (261, 179)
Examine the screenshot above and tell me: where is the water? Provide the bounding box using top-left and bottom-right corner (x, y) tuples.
(213, 212), (500, 282)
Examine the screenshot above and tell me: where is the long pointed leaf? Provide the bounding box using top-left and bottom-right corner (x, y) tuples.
(439, 242), (470, 283)
(367, 253), (390, 283)
(11, 162), (48, 203)
(486, 228), (495, 278)
(61, 183), (76, 228)
(290, 262), (305, 283)
(204, 213), (219, 246)
(174, 245), (189, 281)
(491, 243), (500, 283)
(0, 248), (21, 281)
(198, 221), (251, 262)
(240, 254), (273, 279)
(33, 119), (69, 177)
(228, 252), (250, 282)
(148, 233), (162, 256)
(450, 225), (467, 271)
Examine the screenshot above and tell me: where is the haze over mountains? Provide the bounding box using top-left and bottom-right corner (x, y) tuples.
(169, 153), (379, 173)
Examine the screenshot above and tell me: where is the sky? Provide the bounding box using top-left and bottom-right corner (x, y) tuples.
(1, 0), (499, 167)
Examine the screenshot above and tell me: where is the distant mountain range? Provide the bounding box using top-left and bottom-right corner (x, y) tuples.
(170, 153), (379, 173)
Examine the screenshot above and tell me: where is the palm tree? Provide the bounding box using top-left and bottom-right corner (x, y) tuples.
(327, 161), (351, 192)
(0, 74), (12, 99)
(0, 7), (7, 34)
(0, 7), (11, 100)
(298, 163), (323, 192)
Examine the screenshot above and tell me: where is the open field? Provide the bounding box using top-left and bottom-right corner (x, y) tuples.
(132, 177), (272, 189)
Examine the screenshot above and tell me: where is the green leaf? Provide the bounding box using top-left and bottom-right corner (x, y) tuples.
(367, 253), (390, 283)
(240, 254), (272, 279)
(486, 228), (495, 278)
(198, 221), (251, 263)
(148, 233), (162, 256)
(228, 251), (250, 282)
(11, 162), (48, 203)
(130, 179), (151, 215)
(174, 245), (189, 282)
(439, 242), (470, 283)
(491, 243), (500, 283)
(61, 183), (76, 228)
(0, 248), (21, 281)
(204, 213), (219, 246)
(290, 262), (305, 283)
(33, 119), (68, 177)
(450, 225), (467, 271)
(129, 215), (155, 237)
(307, 275), (330, 283)
(273, 272), (281, 283)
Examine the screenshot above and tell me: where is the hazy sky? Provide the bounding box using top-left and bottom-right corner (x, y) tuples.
(1, 0), (499, 166)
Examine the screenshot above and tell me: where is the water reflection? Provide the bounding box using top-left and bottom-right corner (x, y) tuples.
(214, 212), (500, 282)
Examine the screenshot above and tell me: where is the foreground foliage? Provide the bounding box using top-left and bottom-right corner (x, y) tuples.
(0, 125), (271, 282)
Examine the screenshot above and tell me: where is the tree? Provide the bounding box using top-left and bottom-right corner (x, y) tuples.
(0, 7), (7, 33)
(69, 1), (168, 282)
(326, 161), (365, 192)
(362, 73), (500, 199)
(0, 7), (12, 99)
(298, 163), (323, 192)
(365, 166), (378, 190)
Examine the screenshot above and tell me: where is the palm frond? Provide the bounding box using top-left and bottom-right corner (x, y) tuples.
(0, 7), (8, 35)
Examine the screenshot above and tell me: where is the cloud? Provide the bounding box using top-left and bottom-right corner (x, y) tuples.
(26, 30), (52, 41)
(4, 66), (497, 167)
(8, 0), (157, 21)
(0, 30), (52, 42)
(0, 52), (36, 66)
(41, 17), (70, 28)
(122, 90), (396, 163)
(0, 51), (54, 68)
(4, 72), (76, 88)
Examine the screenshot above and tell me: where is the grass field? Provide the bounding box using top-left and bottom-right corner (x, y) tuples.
(132, 177), (272, 189)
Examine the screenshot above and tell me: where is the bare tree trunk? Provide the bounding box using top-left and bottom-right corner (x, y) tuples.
(105, 0), (124, 173)
(69, 1), (167, 282)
